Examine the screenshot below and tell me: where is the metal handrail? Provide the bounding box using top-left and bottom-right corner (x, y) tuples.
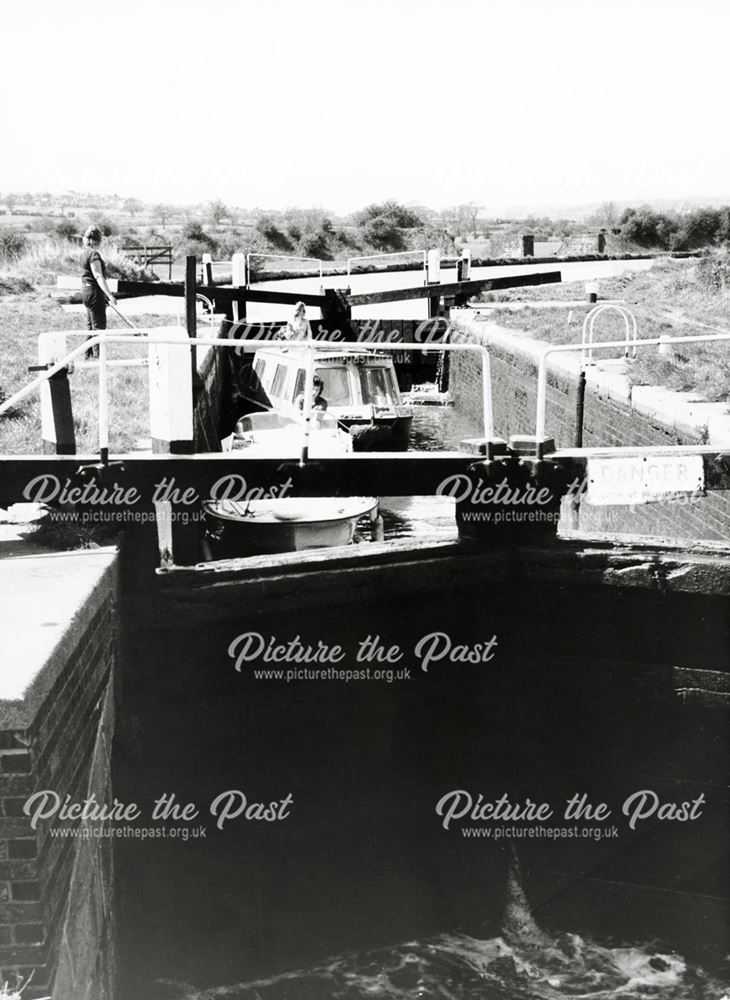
(346, 250), (428, 278)
(582, 304), (638, 364)
(536, 330), (730, 450)
(0, 334), (493, 457)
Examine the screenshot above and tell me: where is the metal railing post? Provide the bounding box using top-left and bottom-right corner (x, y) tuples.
(98, 335), (109, 463)
(536, 330), (730, 455)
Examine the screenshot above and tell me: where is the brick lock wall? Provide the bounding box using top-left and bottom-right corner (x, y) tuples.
(0, 568), (117, 998)
(194, 336), (231, 452)
(451, 330), (580, 447)
(450, 319), (730, 542)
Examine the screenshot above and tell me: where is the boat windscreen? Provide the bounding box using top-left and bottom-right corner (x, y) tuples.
(359, 367), (397, 406)
(237, 411), (300, 434)
(315, 367), (352, 406)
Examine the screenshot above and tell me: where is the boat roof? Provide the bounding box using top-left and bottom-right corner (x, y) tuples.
(252, 345), (393, 365)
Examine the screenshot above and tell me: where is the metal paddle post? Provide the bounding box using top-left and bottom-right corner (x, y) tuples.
(98, 332), (109, 464)
(97, 303), (147, 464)
(300, 317), (315, 466)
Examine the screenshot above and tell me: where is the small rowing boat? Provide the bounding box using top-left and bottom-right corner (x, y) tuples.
(205, 410), (380, 557)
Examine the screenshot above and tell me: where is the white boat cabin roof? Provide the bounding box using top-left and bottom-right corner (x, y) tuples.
(252, 345), (393, 366)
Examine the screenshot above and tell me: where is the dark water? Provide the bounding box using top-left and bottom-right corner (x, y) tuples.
(409, 406), (482, 452)
(369, 406), (480, 542)
(116, 582), (730, 1000)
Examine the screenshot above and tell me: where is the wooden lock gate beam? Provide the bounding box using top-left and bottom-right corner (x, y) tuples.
(0, 452), (484, 510)
(344, 271), (562, 307)
(3, 445), (730, 512)
(115, 270), (562, 312)
(116, 279), (327, 309)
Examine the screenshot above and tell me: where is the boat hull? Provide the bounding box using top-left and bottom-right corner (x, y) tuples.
(204, 498), (378, 557)
(346, 415), (413, 451)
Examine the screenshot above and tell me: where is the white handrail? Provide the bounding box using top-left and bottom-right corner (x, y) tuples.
(581, 304), (638, 364)
(536, 330), (730, 447)
(0, 334), (493, 453)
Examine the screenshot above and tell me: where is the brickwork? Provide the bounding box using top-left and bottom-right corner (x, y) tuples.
(0, 564), (117, 998)
(194, 329), (234, 452)
(450, 317), (730, 541)
(494, 234), (606, 258)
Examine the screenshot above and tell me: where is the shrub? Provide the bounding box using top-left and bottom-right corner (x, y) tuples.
(178, 238), (219, 262)
(696, 254), (730, 293)
(181, 221), (215, 245)
(0, 229), (28, 261)
(620, 207), (676, 249)
(55, 219), (78, 241)
(255, 217), (294, 252)
(300, 229), (332, 259)
(177, 222), (219, 260)
(356, 201), (424, 229)
(362, 216), (406, 252)
(91, 216), (119, 238)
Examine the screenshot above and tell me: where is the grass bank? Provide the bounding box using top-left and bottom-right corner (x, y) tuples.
(479, 258), (730, 402)
(0, 291), (172, 455)
(0, 236), (152, 286)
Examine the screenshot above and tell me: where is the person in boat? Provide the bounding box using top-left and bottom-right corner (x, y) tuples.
(296, 374), (328, 412)
(279, 301), (309, 341)
(80, 225), (117, 358)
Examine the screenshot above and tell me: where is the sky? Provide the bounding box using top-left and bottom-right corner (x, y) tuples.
(2, 0), (729, 214)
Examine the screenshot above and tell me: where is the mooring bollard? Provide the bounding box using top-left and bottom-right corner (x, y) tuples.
(457, 248), (471, 283)
(658, 335), (673, 358)
(202, 252), (214, 287)
(585, 280), (599, 304)
(232, 252), (247, 323)
(426, 249), (442, 318)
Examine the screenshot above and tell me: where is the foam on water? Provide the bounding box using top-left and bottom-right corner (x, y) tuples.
(153, 854), (728, 1000)
(154, 931), (718, 1000)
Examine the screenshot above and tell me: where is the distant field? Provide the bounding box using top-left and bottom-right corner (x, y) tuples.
(0, 213), (64, 227)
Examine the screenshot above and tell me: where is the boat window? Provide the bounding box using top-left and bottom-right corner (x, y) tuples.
(315, 367), (351, 405)
(270, 364), (287, 399)
(292, 369), (306, 401)
(359, 367), (396, 406)
(254, 358), (266, 379)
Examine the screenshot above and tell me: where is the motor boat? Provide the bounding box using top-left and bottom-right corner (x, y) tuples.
(204, 410), (380, 557)
(238, 344), (414, 450)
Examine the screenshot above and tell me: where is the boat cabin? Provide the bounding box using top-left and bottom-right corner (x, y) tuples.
(242, 345), (413, 449)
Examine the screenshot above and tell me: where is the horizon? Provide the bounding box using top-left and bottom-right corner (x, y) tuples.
(4, 189), (730, 225)
(2, 0), (728, 215)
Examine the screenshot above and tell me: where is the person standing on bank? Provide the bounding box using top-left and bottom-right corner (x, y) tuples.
(81, 226), (117, 357)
